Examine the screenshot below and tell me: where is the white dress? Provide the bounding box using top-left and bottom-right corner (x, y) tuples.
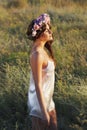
(27, 57), (55, 119)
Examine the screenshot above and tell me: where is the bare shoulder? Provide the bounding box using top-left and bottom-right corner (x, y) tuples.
(30, 48), (44, 64)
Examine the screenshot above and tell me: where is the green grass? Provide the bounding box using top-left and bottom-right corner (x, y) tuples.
(0, 1), (87, 130)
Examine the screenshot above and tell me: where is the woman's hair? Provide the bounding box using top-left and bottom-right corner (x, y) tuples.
(26, 19), (46, 41)
(26, 19), (55, 62)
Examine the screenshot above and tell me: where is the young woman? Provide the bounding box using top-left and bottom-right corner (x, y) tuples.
(27, 13), (58, 130)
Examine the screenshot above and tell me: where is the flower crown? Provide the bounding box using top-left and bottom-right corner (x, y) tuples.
(32, 13), (50, 37)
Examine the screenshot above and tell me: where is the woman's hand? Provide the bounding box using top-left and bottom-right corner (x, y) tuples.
(43, 111), (50, 126)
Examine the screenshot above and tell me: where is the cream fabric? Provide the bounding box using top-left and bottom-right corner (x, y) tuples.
(28, 60), (55, 119)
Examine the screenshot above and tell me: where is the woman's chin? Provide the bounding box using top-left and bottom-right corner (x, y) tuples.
(47, 39), (53, 44)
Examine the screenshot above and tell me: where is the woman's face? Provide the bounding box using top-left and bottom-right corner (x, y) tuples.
(41, 24), (53, 42)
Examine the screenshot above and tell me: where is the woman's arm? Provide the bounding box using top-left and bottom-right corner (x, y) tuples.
(30, 51), (50, 125)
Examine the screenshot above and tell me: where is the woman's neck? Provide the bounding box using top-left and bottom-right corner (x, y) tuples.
(33, 39), (46, 50)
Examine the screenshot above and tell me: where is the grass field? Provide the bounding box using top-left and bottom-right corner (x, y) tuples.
(0, 0), (87, 130)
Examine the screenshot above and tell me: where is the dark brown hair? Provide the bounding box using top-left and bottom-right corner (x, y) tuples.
(26, 20), (55, 62)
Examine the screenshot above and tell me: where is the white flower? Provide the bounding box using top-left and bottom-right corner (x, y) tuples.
(32, 30), (37, 37)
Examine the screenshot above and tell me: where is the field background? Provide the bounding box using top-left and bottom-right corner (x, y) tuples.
(0, 0), (87, 130)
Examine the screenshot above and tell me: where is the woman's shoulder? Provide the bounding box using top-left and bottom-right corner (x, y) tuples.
(30, 48), (44, 64)
(30, 48), (44, 57)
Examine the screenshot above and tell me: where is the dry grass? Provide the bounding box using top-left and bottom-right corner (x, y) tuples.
(0, 1), (87, 130)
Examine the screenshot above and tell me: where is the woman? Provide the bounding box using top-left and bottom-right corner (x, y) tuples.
(27, 13), (58, 130)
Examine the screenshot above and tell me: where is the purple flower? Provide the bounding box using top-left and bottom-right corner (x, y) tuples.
(32, 13), (50, 37)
